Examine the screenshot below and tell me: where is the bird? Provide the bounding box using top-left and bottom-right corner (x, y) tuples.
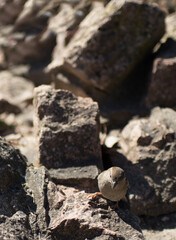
(97, 167), (129, 202)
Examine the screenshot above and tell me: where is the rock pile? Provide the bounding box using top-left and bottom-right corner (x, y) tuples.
(0, 0), (176, 239)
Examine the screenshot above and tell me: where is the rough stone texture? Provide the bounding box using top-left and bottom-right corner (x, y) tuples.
(0, 136), (26, 192)
(0, 211), (34, 240)
(145, 12), (176, 108)
(118, 107), (176, 216)
(34, 85), (102, 169)
(47, 182), (144, 240)
(49, 0), (165, 99)
(0, 137), (38, 239)
(49, 165), (100, 189)
(0, 70), (34, 108)
(145, 56), (176, 107)
(25, 166), (52, 239)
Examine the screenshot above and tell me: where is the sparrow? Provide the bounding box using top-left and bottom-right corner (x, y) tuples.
(97, 167), (129, 202)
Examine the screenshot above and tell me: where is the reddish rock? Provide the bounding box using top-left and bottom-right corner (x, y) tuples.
(47, 182), (144, 240)
(34, 85), (102, 169)
(49, 0), (165, 100)
(119, 107), (176, 216)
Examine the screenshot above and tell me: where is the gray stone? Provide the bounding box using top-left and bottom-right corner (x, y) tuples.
(47, 182), (144, 240)
(119, 107), (176, 216)
(49, 165), (100, 189)
(34, 85), (102, 169)
(0, 211), (34, 240)
(25, 166), (52, 238)
(49, 0), (165, 100)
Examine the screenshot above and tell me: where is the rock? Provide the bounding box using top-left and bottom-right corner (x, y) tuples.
(0, 71), (34, 108)
(0, 136), (26, 192)
(145, 56), (176, 107)
(0, 211), (34, 240)
(49, 165), (100, 189)
(25, 166), (52, 238)
(0, 137), (40, 239)
(47, 182), (144, 240)
(34, 85), (102, 169)
(0, 0), (26, 25)
(47, 2), (92, 73)
(119, 107), (176, 216)
(0, 28), (56, 65)
(49, 0), (165, 100)
(145, 13), (176, 108)
(145, 12), (176, 108)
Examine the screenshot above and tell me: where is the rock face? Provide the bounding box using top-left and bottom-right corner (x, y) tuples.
(34, 85), (102, 169)
(145, 56), (176, 107)
(0, 137), (37, 239)
(119, 107), (176, 216)
(145, 12), (176, 108)
(49, 0), (165, 100)
(47, 182), (144, 240)
(0, 136), (26, 192)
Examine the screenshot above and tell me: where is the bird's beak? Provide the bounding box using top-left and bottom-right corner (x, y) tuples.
(111, 180), (117, 189)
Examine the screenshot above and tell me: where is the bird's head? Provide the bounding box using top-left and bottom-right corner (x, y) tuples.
(110, 167), (125, 189)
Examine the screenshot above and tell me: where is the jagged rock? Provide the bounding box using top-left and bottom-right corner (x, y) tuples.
(34, 85), (102, 169)
(49, 0), (165, 100)
(0, 136), (26, 192)
(0, 71), (34, 108)
(47, 182), (144, 240)
(119, 107), (176, 216)
(0, 137), (39, 239)
(25, 166), (52, 238)
(0, 211), (34, 240)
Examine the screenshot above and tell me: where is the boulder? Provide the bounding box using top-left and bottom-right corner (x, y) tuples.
(0, 137), (39, 239)
(48, 0), (165, 100)
(145, 56), (176, 107)
(119, 107), (176, 216)
(145, 12), (176, 108)
(33, 85), (102, 169)
(0, 136), (26, 192)
(47, 182), (144, 240)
